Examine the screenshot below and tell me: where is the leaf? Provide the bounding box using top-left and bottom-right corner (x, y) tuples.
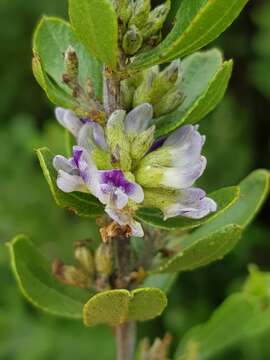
(33, 16), (103, 102)
(155, 170), (269, 273)
(36, 147), (104, 218)
(130, 0), (250, 70)
(69, 0), (118, 68)
(140, 273), (177, 294)
(83, 288), (167, 326)
(8, 235), (89, 319)
(152, 49), (233, 137)
(136, 185), (239, 231)
(174, 268), (270, 360)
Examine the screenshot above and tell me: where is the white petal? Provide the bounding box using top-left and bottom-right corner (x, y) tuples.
(114, 189), (129, 209)
(105, 207), (144, 237)
(125, 103), (153, 134)
(127, 183), (144, 203)
(56, 170), (87, 193)
(53, 155), (78, 175)
(55, 107), (82, 137)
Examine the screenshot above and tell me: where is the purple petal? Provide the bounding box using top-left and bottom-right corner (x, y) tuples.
(78, 122), (107, 152)
(53, 155), (79, 175)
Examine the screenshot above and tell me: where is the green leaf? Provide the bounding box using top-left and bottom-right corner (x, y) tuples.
(83, 288), (167, 326)
(8, 235), (89, 319)
(136, 185), (239, 231)
(140, 273), (177, 294)
(153, 49), (233, 137)
(69, 0), (118, 68)
(155, 170), (269, 273)
(33, 16), (103, 103)
(130, 0), (250, 70)
(36, 147), (104, 218)
(174, 268), (270, 360)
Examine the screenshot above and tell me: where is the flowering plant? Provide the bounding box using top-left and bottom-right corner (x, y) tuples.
(8, 0), (270, 359)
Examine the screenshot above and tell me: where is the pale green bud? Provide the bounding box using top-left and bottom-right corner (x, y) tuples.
(131, 125), (155, 160)
(117, 0), (133, 27)
(92, 148), (113, 170)
(74, 243), (95, 275)
(133, 68), (158, 106)
(121, 79), (135, 109)
(154, 87), (183, 117)
(123, 25), (143, 55)
(135, 164), (164, 188)
(95, 243), (113, 276)
(63, 46), (79, 82)
(142, 188), (178, 211)
(106, 110), (132, 171)
(129, 0), (151, 29)
(142, 0), (171, 39)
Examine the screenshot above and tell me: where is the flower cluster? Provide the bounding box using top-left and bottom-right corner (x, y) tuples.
(53, 104), (217, 237)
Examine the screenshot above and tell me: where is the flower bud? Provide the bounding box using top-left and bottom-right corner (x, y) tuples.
(142, 0), (171, 39)
(117, 0), (133, 27)
(74, 242), (95, 275)
(154, 87), (183, 117)
(52, 259), (91, 289)
(95, 243), (113, 276)
(63, 46), (79, 82)
(123, 25), (143, 55)
(106, 110), (132, 171)
(133, 68), (158, 106)
(131, 125), (155, 160)
(121, 79), (135, 109)
(129, 0), (151, 29)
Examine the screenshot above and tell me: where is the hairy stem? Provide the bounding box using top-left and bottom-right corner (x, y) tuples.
(116, 322), (137, 360)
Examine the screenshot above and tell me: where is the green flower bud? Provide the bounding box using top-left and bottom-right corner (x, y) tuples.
(117, 0), (133, 27)
(135, 165), (164, 188)
(95, 243), (113, 276)
(106, 110), (132, 171)
(129, 0), (151, 29)
(142, 0), (171, 39)
(131, 125), (155, 160)
(121, 79), (135, 109)
(142, 188), (178, 211)
(123, 25), (143, 55)
(74, 242), (95, 275)
(92, 148), (113, 170)
(133, 68), (158, 106)
(63, 46), (79, 82)
(154, 87), (183, 117)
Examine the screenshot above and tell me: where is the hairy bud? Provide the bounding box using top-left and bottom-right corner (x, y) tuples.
(129, 0), (151, 29)
(131, 125), (155, 160)
(63, 46), (79, 82)
(154, 88), (183, 117)
(95, 243), (113, 276)
(52, 259), (91, 289)
(123, 25), (143, 55)
(74, 242), (95, 275)
(142, 0), (171, 39)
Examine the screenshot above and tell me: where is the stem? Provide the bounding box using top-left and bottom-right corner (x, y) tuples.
(116, 322), (137, 360)
(103, 66), (121, 114)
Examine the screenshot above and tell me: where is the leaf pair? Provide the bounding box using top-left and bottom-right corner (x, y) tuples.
(8, 236), (167, 325)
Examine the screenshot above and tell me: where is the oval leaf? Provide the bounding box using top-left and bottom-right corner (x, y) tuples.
(136, 186), (240, 231)
(130, 0), (250, 70)
(8, 235), (89, 318)
(152, 49), (233, 137)
(175, 268), (270, 360)
(83, 288), (167, 326)
(36, 147), (104, 218)
(33, 16), (103, 104)
(69, 0), (118, 68)
(155, 169), (269, 273)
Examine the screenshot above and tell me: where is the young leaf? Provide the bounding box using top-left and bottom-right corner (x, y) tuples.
(155, 169), (269, 273)
(174, 268), (270, 360)
(136, 186), (240, 231)
(69, 0), (118, 68)
(8, 235), (89, 319)
(130, 0), (250, 70)
(152, 49), (233, 137)
(83, 288), (167, 326)
(33, 17), (103, 102)
(36, 147), (104, 218)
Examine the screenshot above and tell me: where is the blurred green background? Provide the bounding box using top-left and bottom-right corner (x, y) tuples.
(0, 0), (270, 359)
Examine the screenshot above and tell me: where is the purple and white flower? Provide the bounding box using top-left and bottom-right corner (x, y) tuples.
(53, 105), (217, 236)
